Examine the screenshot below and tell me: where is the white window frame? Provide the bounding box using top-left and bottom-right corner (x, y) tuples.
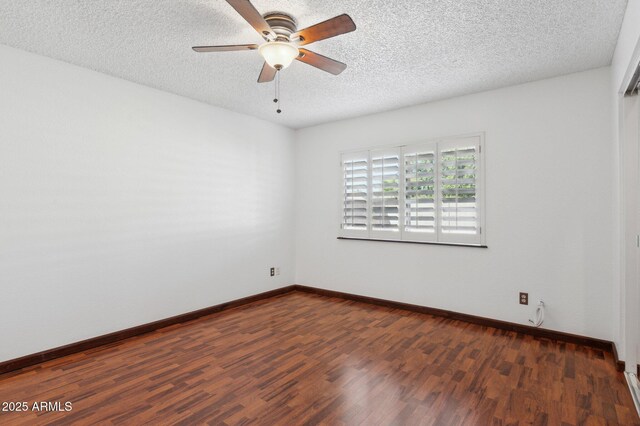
(339, 133), (486, 246)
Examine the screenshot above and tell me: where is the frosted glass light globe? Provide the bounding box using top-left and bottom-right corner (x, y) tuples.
(258, 42), (299, 70)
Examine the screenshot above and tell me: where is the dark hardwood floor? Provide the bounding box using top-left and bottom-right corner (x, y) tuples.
(0, 291), (638, 425)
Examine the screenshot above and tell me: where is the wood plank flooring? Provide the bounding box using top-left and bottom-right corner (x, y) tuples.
(0, 291), (638, 425)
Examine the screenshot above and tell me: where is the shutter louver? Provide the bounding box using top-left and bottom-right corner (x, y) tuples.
(404, 148), (436, 240)
(371, 150), (400, 237)
(439, 142), (479, 239)
(342, 153), (369, 235)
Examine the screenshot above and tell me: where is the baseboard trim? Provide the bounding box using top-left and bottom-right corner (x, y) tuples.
(613, 341), (627, 372)
(0, 285), (295, 376)
(293, 285), (614, 352)
(0, 283), (623, 377)
(612, 342), (640, 375)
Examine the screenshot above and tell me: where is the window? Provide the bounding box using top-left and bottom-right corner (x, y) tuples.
(370, 148), (401, 239)
(340, 134), (484, 246)
(341, 152), (368, 237)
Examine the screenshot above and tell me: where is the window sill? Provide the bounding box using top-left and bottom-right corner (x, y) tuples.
(337, 237), (488, 248)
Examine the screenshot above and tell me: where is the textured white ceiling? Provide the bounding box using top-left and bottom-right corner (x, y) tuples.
(0, 0), (628, 128)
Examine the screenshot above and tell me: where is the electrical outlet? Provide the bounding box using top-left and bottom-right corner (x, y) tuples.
(275, 267), (280, 276)
(270, 267), (275, 277)
(519, 292), (528, 305)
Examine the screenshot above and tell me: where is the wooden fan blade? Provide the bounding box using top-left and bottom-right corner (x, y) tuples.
(296, 48), (347, 75)
(292, 14), (356, 46)
(257, 62), (277, 83)
(192, 44), (258, 52)
(226, 0), (275, 40)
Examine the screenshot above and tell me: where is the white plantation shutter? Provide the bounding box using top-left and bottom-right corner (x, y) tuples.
(341, 152), (369, 237)
(403, 145), (437, 242)
(370, 149), (401, 239)
(339, 134), (484, 245)
(438, 137), (481, 244)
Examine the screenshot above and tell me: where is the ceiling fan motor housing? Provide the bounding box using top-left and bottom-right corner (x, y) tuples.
(263, 12), (298, 42)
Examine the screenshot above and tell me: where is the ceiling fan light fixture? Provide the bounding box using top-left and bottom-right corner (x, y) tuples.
(258, 41), (299, 70)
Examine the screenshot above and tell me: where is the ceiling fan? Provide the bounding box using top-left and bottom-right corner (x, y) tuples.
(192, 0), (356, 84)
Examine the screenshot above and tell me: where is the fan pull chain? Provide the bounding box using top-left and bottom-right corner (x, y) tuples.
(275, 71), (282, 114)
(271, 71), (282, 114)
(273, 72), (278, 105)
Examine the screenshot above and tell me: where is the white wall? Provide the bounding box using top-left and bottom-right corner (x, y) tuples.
(295, 67), (613, 340)
(0, 44), (295, 362)
(0, 39), (620, 363)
